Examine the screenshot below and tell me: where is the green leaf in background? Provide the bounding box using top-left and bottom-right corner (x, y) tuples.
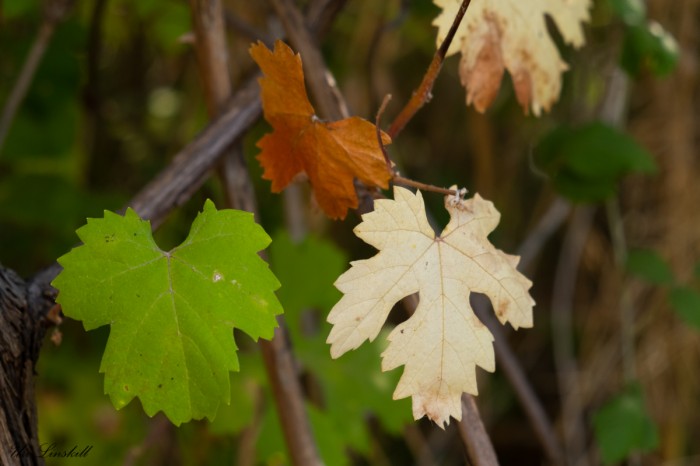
(535, 122), (656, 202)
(52, 200), (282, 425)
(669, 287), (700, 329)
(608, 0), (646, 25)
(626, 249), (675, 285)
(593, 383), (659, 464)
(695, 263), (700, 281)
(621, 22), (679, 77)
(266, 232), (411, 462)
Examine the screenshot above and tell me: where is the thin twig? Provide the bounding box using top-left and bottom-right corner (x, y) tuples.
(189, 1), (321, 464)
(375, 94), (393, 173)
(458, 395), (500, 465)
(605, 198), (637, 384)
(551, 206), (595, 466)
(517, 197), (572, 270)
(387, 0), (470, 138)
(392, 175), (458, 196)
(0, 0), (73, 154)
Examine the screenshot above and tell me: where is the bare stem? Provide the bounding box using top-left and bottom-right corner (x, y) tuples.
(551, 206), (594, 465)
(387, 0), (471, 138)
(458, 395), (500, 466)
(517, 197), (572, 269)
(392, 175), (458, 196)
(606, 198), (637, 384)
(376, 94), (393, 173)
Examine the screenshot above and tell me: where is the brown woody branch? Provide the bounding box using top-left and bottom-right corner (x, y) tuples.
(387, 0), (471, 138)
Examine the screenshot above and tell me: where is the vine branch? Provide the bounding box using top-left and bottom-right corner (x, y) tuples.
(387, 0), (471, 138)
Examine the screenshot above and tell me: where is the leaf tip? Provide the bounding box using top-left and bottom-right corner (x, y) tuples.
(202, 198), (217, 212)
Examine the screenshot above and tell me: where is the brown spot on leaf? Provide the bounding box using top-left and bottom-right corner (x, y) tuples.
(460, 21), (504, 113)
(496, 300), (509, 319)
(511, 67), (532, 115)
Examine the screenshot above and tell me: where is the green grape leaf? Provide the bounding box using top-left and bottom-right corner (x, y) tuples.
(535, 122), (656, 202)
(669, 287), (700, 329)
(52, 200), (282, 425)
(626, 249), (675, 285)
(593, 384), (659, 464)
(621, 22), (679, 77)
(608, 0), (646, 25)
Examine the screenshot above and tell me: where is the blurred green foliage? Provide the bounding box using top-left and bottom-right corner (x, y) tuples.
(534, 122), (656, 202)
(626, 249), (700, 330)
(593, 383), (659, 464)
(626, 249), (675, 286)
(668, 287), (700, 329)
(608, 0), (679, 76)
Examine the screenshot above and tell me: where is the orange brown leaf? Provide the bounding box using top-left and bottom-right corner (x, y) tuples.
(250, 40), (392, 219)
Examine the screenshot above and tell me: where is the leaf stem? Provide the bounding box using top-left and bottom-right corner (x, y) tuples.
(375, 94), (393, 174)
(387, 0), (471, 138)
(391, 175), (458, 197)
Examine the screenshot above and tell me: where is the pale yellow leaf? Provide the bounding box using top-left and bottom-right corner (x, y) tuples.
(327, 187), (534, 427)
(433, 0), (591, 115)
